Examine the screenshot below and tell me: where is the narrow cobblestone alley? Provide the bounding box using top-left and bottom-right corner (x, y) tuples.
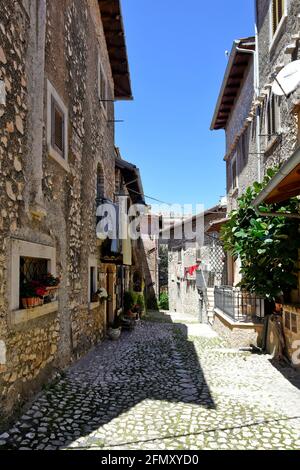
(1, 312), (300, 450)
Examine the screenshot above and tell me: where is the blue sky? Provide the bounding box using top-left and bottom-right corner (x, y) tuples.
(116, 1), (254, 211)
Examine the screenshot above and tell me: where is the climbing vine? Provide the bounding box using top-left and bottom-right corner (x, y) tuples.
(221, 167), (300, 300)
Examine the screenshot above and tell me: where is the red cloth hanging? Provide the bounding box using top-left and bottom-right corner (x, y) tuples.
(188, 265), (199, 276)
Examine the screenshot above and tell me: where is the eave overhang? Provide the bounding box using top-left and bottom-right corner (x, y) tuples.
(115, 157), (145, 204)
(98, 0), (133, 100)
(253, 146), (300, 206)
(206, 217), (229, 233)
(210, 37), (255, 131)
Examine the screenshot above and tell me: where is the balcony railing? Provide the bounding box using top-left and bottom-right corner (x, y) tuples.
(214, 286), (265, 323)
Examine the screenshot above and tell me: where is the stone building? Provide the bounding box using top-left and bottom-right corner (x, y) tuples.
(251, 0), (300, 364)
(165, 203), (226, 319)
(0, 0), (151, 422)
(210, 0), (300, 352)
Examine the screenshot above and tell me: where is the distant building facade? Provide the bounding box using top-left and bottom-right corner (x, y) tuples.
(165, 204), (226, 319)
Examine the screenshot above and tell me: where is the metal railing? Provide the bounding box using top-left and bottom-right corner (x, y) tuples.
(214, 286), (265, 323)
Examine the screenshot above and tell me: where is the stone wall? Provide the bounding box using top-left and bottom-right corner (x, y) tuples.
(257, 0), (300, 173)
(225, 61), (259, 213)
(168, 208), (226, 317)
(71, 304), (106, 359)
(213, 311), (264, 349)
(0, 0), (115, 422)
(1, 312), (59, 414)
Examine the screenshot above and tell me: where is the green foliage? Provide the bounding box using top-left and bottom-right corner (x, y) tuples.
(123, 291), (137, 312)
(221, 167), (300, 300)
(146, 295), (159, 311)
(159, 292), (169, 310)
(136, 293), (145, 311)
(159, 244), (169, 288)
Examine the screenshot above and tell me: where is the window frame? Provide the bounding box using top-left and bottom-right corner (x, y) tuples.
(231, 153), (238, 191)
(9, 239), (56, 312)
(47, 80), (69, 171)
(88, 256), (98, 304)
(265, 92), (281, 144)
(98, 56), (108, 116)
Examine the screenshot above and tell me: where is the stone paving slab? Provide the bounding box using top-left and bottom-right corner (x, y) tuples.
(0, 313), (300, 450)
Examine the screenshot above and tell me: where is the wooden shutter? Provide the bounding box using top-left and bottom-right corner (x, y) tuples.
(272, 0), (278, 35)
(272, 0), (285, 35)
(232, 158), (237, 189)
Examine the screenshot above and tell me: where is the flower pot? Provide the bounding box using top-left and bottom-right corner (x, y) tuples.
(26, 297), (36, 308)
(107, 327), (121, 341)
(22, 298), (28, 309)
(45, 285), (59, 301)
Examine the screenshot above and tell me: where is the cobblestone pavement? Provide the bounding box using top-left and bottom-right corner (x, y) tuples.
(1, 312), (300, 450)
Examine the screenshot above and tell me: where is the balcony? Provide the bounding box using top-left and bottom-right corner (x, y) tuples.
(214, 286), (265, 323)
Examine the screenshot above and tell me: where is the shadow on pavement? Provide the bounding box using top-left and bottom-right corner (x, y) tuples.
(2, 310), (215, 450)
(269, 358), (300, 391)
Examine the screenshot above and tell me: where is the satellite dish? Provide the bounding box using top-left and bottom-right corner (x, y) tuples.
(272, 60), (300, 96)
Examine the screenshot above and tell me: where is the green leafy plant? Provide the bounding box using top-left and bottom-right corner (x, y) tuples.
(221, 167), (300, 300)
(135, 293), (145, 312)
(123, 290), (137, 313)
(20, 282), (38, 299)
(159, 292), (169, 310)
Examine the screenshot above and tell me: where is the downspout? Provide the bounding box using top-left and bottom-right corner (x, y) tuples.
(236, 28), (261, 183)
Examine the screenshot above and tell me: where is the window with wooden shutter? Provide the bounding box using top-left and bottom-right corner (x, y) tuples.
(98, 59), (108, 113)
(51, 97), (65, 157)
(272, 0), (285, 35)
(231, 155), (238, 190)
(266, 93), (280, 141)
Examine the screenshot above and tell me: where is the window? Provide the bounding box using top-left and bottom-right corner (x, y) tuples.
(51, 97), (65, 157)
(272, 0), (285, 36)
(90, 267), (96, 302)
(98, 57), (108, 114)
(266, 93), (280, 142)
(285, 311), (291, 330)
(10, 239), (56, 312)
(47, 80), (68, 169)
(239, 129), (248, 162)
(231, 155), (238, 190)
(88, 257), (98, 303)
(291, 313), (298, 334)
(96, 164), (105, 205)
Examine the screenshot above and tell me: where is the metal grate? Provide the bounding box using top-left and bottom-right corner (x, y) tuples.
(215, 286), (265, 323)
(204, 233), (228, 285)
(20, 257), (48, 285)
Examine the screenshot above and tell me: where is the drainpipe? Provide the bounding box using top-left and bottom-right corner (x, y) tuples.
(236, 31), (261, 183)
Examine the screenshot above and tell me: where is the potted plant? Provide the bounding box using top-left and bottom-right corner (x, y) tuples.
(123, 290), (137, 318)
(95, 287), (109, 303)
(40, 273), (60, 302)
(135, 294), (145, 319)
(21, 282), (45, 309)
(107, 314), (122, 340)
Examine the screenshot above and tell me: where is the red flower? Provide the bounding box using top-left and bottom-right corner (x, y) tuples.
(36, 287), (47, 297)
